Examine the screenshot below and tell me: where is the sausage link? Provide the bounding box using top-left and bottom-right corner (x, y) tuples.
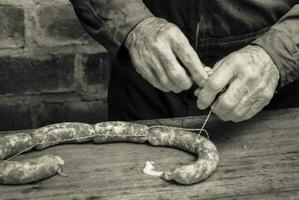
(0, 155), (64, 184)
(93, 121), (148, 143)
(32, 122), (95, 150)
(0, 133), (33, 160)
(148, 127), (219, 185)
(0, 122), (219, 185)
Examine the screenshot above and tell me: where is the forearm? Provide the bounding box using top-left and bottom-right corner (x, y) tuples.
(251, 4), (299, 87)
(69, 0), (153, 55)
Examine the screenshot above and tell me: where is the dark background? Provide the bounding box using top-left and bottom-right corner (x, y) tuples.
(0, 0), (110, 131)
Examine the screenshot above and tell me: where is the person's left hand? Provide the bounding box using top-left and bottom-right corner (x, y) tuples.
(195, 45), (280, 122)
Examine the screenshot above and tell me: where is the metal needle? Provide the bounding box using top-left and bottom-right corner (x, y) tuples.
(198, 108), (213, 135)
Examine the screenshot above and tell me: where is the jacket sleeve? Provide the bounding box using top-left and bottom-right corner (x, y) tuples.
(251, 5), (299, 87)
(69, 0), (153, 56)
(252, 4), (299, 87)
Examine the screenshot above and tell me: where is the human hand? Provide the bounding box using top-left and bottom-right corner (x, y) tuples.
(125, 17), (208, 93)
(195, 45), (280, 122)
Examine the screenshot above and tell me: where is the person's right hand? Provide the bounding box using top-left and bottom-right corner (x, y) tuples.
(124, 17), (208, 93)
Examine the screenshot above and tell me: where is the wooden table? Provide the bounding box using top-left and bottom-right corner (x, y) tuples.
(1, 108), (299, 200)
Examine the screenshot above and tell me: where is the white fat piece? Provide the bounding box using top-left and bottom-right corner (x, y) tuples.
(142, 161), (163, 177)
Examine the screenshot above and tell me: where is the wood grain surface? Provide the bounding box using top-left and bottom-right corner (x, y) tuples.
(1, 108), (299, 200)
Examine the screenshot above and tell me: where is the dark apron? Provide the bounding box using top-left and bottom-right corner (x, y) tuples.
(108, 0), (298, 121)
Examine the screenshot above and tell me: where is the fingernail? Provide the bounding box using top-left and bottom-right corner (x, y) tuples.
(173, 88), (181, 93)
(197, 102), (206, 110)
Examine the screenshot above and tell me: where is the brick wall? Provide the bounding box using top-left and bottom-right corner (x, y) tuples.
(0, 0), (110, 131)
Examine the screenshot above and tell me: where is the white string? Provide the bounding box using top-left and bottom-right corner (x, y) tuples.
(148, 125), (209, 139)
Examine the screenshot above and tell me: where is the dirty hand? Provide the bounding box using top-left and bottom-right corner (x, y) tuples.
(125, 17), (208, 93)
(195, 45), (280, 122)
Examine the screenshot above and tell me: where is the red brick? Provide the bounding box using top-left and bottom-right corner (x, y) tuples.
(0, 103), (33, 131)
(0, 54), (75, 94)
(84, 53), (111, 85)
(36, 100), (107, 127)
(0, 98), (107, 131)
(0, 3), (24, 48)
(33, 0), (93, 46)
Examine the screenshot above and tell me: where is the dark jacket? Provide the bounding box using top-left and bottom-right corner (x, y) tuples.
(71, 0), (298, 87)
(69, 0), (299, 120)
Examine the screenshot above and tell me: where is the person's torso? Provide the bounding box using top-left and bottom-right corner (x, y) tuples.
(143, 0), (297, 65)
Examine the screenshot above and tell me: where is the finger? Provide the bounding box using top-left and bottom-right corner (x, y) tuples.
(241, 84), (276, 121)
(212, 78), (248, 116)
(220, 84), (274, 122)
(219, 97), (255, 122)
(194, 67), (214, 97)
(213, 58), (226, 71)
(155, 71), (180, 93)
(194, 88), (201, 97)
(240, 98), (270, 121)
(150, 58), (181, 93)
(197, 61), (236, 109)
(223, 84), (274, 122)
(132, 58), (163, 91)
(137, 65), (170, 92)
(171, 36), (208, 88)
(159, 47), (192, 91)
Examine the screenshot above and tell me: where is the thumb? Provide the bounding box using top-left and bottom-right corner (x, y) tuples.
(172, 39), (208, 88)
